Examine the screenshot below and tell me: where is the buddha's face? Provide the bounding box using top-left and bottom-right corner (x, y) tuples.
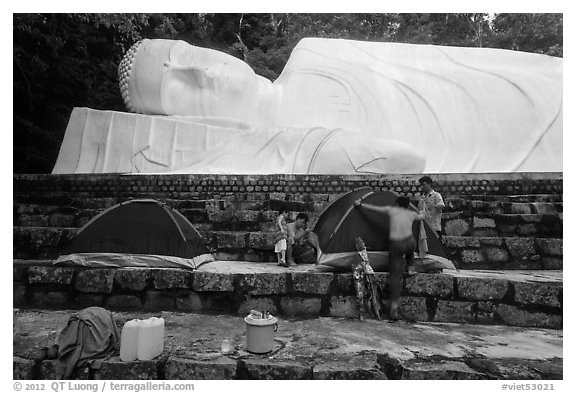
(119, 39), (270, 121)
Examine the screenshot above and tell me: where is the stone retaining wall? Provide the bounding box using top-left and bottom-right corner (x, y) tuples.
(13, 263), (562, 329)
(13, 173), (563, 267)
(14, 173), (562, 197)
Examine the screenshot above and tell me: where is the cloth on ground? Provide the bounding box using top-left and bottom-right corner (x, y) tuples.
(55, 307), (120, 379)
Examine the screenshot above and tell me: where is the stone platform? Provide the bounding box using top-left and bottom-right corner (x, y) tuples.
(14, 260), (563, 329)
(13, 309), (563, 380)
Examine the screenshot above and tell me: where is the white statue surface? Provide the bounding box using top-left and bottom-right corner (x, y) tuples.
(53, 38), (562, 175)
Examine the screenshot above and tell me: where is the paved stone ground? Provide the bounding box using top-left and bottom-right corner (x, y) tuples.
(13, 308), (562, 380)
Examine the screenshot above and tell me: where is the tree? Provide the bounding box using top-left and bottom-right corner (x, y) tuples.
(491, 13), (563, 56)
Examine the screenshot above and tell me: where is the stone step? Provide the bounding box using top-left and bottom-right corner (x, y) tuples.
(443, 198), (562, 214)
(12, 227), (563, 269)
(13, 261), (562, 329)
(444, 236), (562, 270)
(442, 212), (563, 238)
(13, 200), (325, 230)
(13, 309), (562, 380)
(445, 194), (563, 203)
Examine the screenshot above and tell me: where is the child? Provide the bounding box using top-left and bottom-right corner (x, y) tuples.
(275, 208), (289, 267)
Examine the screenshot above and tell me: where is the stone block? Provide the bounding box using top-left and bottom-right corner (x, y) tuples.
(29, 291), (69, 308)
(541, 257), (562, 270)
(175, 293), (203, 312)
(484, 247), (510, 263)
(151, 269), (192, 289)
(329, 296), (360, 319)
(400, 360), (485, 380)
(531, 202), (558, 214)
(461, 249), (484, 264)
(510, 203), (532, 214)
(13, 283), (27, 307)
(105, 295), (143, 310)
(237, 296), (277, 315)
(27, 266), (75, 285)
(456, 277), (509, 301)
(435, 300), (475, 323)
(165, 357), (237, 379)
(331, 274), (354, 294)
(13, 266), (28, 282)
(236, 210), (260, 223)
(473, 217), (496, 228)
(75, 293), (105, 307)
(114, 269), (150, 291)
(476, 301), (497, 324)
(399, 297), (428, 321)
(215, 232), (247, 249)
(247, 232), (277, 249)
(95, 357), (159, 379)
(214, 252), (241, 261)
(75, 269), (115, 294)
(505, 238), (536, 259)
(49, 213), (76, 227)
(444, 236), (480, 248)
(13, 356), (34, 379)
(313, 358), (386, 379)
(238, 273), (288, 295)
(444, 219), (470, 236)
(279, 296), (322, 317)
(472, 228), (499, 237)
(518, 224), (538, 236)
(192, 272), (235, 292)
(405, 274), (454, 298)
(495, 304), (562, 329)
(536, 238), (563, 257)
(144, 291), (175, 311)
(290, 272), (333, 294)
(479, 237), (504, 246)
(238, 359), (313, 380)
(512, 282), (562, 308)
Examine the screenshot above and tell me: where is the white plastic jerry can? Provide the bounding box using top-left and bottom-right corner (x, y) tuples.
(137, 317), (165, 361)
(120, 317), (165, 362)
(119, 319), (140, 362)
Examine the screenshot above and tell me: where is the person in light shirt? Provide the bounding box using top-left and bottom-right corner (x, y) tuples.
(418, 176), (445, 241)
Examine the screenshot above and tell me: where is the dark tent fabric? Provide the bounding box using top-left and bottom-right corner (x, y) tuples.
(312, 188), (455, 272)
(56, 199), (214, 269)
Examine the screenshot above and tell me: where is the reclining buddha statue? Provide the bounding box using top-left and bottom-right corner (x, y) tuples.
(53, 38), (562, 175)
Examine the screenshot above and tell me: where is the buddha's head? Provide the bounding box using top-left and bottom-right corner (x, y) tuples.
(118, 39), (276, 122)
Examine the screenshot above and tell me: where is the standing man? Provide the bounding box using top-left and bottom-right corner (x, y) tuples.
(418, 176), (445, 241)
(354, 196), (425, 321)
(286, 213), (322, 266)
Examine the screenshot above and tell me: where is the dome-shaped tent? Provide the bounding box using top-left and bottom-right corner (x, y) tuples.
(55, 199), (214, 269)
(312, 188), (455, 272)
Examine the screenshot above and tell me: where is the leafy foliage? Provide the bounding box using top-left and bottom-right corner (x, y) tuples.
(13, 13), (563, 173)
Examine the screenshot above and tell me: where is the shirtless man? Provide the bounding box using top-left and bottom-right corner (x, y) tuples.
(286, 213), (322, 266)
(354, 195), (425, 321)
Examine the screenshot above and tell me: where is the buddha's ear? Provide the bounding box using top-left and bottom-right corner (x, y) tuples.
(164, 66), (212, 89)
(169, 41), (195, 67)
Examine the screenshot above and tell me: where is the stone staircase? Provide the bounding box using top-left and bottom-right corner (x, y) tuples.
(12, 174), (563, 269)
(12, 173), (563, 380)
